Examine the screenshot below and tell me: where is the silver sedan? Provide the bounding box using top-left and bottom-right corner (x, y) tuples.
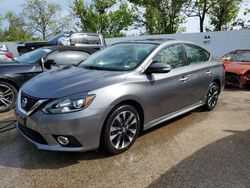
(16, 39), (225, 155)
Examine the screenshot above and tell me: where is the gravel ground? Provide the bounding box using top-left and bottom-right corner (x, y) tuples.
(0, 89), (249, 188)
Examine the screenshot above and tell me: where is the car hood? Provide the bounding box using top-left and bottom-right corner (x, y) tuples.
(0, 61), (41, 74)
(223, 61), (250, 74)
(22, 66), (127, 98)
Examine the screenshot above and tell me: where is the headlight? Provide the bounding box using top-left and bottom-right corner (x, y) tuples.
(43, 94), (95, 114)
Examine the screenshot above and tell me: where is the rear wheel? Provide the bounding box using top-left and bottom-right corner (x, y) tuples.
(101, 105), (140, 155)
(203, 82), (220, 111)
(0, 81), (17, 113)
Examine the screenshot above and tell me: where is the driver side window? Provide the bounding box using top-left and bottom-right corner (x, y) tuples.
(153, 44), (186, 69)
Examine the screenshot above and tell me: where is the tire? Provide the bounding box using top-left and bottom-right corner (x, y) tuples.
(101, 105), (140, 155)
(203, 82), (220, 111)
(0, 81), (17, 113)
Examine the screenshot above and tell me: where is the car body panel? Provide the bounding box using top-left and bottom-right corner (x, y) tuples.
(222, 50), (250, 87)
(15, 40), (225, 152)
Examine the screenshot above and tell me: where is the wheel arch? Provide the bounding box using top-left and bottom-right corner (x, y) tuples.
(0, 77), (20, 90)
(212, 79), (221, 94)
(99, 99), (145, 146)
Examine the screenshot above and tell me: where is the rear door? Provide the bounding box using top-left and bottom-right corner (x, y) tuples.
(183, 44), (212, 105)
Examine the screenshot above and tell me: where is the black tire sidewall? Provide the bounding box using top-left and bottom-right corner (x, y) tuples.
(0, 81), (17, 112)
(101, 105), (140, 155)
(204, 82), (219, 111)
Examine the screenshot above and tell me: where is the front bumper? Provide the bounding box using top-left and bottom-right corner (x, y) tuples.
(225, 72), (250, 88)
(15, 106), (108, 152)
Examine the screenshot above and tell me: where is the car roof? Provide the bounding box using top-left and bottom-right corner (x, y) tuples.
(229, 49), (250, 53)
(117, 38), (175, 45)
(40, 45), (99, 54)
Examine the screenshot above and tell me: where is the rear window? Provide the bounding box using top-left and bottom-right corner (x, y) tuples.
(184, 44), (210, 64)
(71, 34), (101, 45)
(223, 51), (250, 62)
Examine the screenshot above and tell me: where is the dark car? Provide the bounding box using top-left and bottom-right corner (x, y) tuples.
(0, 46), (98, 112)
(17, 32), (105, 55)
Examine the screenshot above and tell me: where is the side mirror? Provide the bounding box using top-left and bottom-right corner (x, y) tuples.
(146, 61), (171, 74)
(43, 59), (56, 69)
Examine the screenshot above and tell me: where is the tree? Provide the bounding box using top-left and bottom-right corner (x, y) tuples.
(0, 15), (3, 39)
(72, 0), (138, 37)
(21, 0), (71, 40)
(183, 0), (220, 32)
(232, 8), (250, 30)
(2, 11), (31, 41)
(209, 0), (242, 31)
(129, 0), (187, 34)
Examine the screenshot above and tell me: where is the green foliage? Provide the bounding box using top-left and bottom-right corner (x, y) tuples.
(129, 0), (187, 34)
(0, 11), (31, 42)
(72, 0), (138, 37)
(209, 0), (242, 31)
(231, 8), (250, 29)
(21, 0), (71, 40)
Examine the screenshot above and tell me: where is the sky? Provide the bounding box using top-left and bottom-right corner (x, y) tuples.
(0, 0), (249, 34)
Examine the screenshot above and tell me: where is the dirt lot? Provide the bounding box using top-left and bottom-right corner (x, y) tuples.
(0, 89), (249, 188)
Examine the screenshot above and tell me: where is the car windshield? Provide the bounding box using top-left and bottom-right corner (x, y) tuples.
(79, 43), (158, 71)
(224, 51), (250, 62)
(49, 32), (70, 43)
(15, 48), (53, 64)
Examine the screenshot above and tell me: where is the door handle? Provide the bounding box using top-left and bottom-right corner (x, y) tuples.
(206, 70), (211, 75)
(180, 76), (188, 82)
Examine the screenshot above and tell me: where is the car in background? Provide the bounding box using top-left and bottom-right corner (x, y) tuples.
(0, 44), (14, 62)
(0, 46), (98, 112)
(17, 32), (105, 55)
(221, 50), (250, 88)
(58, 32), (106, 48)
(16, 39), (224, 155)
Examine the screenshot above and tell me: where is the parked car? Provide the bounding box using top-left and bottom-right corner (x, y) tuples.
(0, 44), (14, 62)
(58, 32), (106, 48)
(16, 39), (225, 155)
(221, 50), (250, 88)
(0, 46), (98, 112)
(17, 32), (105, 55)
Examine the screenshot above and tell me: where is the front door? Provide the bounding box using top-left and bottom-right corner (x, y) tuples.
(146, 44), (192, 123)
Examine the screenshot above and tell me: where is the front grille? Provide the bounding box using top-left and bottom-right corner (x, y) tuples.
(225, 72), (240, 83)
(21, 92), (39, 112)
(18, 123), (48, 145)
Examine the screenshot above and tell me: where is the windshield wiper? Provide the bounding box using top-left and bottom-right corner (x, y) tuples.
(83, 65), (115, 71)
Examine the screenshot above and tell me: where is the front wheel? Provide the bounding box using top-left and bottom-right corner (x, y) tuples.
(0, 81), (17, 113)
(203, 82), (220, 111)
(101, 105), (140, 155)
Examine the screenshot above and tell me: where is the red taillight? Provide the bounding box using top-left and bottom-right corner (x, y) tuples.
(5, 52), (14, 59)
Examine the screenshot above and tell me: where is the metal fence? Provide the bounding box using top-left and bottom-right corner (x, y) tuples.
(1, 30), (250, 58)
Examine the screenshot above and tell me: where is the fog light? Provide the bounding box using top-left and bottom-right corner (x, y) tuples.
(57, 136), (69, 145)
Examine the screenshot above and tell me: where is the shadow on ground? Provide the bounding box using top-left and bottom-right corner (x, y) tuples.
(0, 111), (203, 170)
(149, 129), (250, 188)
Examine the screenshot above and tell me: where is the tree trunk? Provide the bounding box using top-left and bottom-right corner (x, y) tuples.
(200, 17), (204, 32)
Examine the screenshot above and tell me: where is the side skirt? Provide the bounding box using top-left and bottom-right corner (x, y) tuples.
(143, 101), (204, 131)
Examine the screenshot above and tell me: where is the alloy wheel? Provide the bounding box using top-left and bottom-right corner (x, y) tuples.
(109, 111), (138, 150)
(0, 84), (15, 111)
(207, 83), (219, 109)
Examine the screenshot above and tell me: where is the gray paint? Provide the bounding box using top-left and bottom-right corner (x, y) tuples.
(16, 40), (225, 152)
